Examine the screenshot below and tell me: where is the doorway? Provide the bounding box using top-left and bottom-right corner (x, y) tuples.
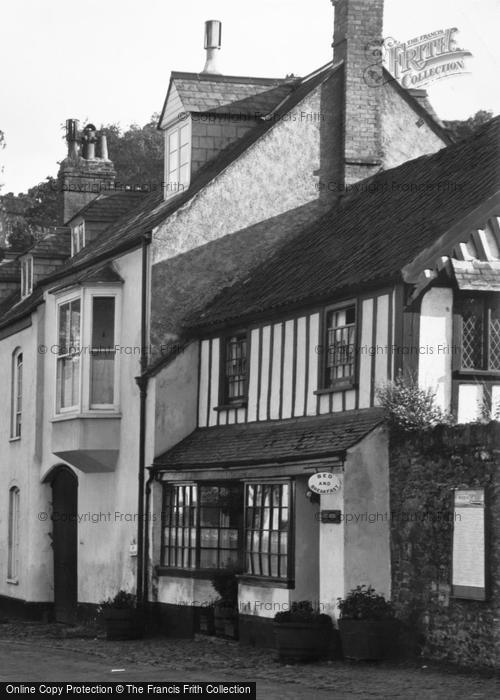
(50, 466), (78, 623)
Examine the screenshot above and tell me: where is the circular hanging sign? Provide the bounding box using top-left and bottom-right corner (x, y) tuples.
(308, 472), (341, 495)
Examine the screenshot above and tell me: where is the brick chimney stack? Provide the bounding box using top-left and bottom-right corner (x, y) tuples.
(58, 120), (116, 224)
(332, 0), (384, 186)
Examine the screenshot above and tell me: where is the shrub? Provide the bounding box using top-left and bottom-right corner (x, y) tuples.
(274, 601), (332, 625)
(376, 372), (453, 432)
(99, 590), (136, 610)
(337, 585), (395, 621)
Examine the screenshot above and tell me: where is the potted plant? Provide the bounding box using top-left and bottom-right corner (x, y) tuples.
(210, 564), (241, 640)
(337, 585), (396, 661)
(274, 601), (333, 663)
(99, 590), (144, 641)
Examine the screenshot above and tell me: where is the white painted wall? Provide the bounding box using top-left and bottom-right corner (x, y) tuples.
(418, 287), (453, 412)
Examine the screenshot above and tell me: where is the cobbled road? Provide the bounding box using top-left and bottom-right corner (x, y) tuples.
(0, 622), (498, 699)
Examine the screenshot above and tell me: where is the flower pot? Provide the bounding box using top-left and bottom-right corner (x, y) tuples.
(103, 608), (144, 641)
(213, 602), (238, 640)
(338, 619), (395, 661)
(274, 621), (332, 663)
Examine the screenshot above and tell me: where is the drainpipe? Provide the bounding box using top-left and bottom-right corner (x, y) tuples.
(135, 230), (152, 608)
(143, 469), (155, 608)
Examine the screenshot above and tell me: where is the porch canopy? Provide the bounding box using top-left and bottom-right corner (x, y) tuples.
(152, 408), (384, 480)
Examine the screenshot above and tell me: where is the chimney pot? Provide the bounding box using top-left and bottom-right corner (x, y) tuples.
(202, 20), (222, 74)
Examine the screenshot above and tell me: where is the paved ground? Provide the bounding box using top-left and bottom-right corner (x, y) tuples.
(0, 621), (498, 699)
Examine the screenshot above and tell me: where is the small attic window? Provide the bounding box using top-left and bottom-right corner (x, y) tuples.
(71, 222), (85, 256)
(20, 256), (33, 298)
(165, 122), (191, 199)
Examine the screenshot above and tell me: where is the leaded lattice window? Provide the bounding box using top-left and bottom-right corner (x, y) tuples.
(460, 295), (500, 371)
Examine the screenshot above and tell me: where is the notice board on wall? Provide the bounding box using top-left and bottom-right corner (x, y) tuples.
(452, 488), (487, 601)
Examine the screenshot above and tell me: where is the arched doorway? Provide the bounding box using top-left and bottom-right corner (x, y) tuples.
(48, 466), (78, 623)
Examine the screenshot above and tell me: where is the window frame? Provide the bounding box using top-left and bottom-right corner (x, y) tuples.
(20, 255), (33, 298)
(160, 482), (244, 573)
(7, 486), (20, 583)
(454, 293), (500, 375)
(71, 222), (85, 256)
(164, 121), (191, 199)
(54, 286), (121, 416)
(219, 331), (249, 407)
(10, 348), (23, 439)
(243, 479), (294, 584)
(318, 299), (358, 391)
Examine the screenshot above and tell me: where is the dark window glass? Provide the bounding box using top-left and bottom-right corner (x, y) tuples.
(224, 335), (247, 402)
(324, 305), (356, 386)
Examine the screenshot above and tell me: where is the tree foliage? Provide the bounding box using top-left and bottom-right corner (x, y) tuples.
(444, 109), (494, 141)
(99, 113), (163, 187)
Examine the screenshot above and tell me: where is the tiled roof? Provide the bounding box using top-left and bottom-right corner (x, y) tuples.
(0, 258), (20, 282)
(67, 191), (148, 224)
(188, 116), (500, 330)
(451, 259), (500, 291)
(27, 227), (71, 259)
(153, 409), (384, 470)
(162, 72), (296, 121)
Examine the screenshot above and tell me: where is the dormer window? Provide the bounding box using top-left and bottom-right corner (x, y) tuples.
(165, 122), (191, 198)
(71, 222), (85, 256)
(20, 256), (33, 298)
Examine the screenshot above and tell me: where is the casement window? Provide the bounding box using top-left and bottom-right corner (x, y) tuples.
(90, 296), (116, 406)
(55, 289), (119, 414)
(165, 123), (190, 197)
(456, 294), (500, 372)
(7, 486), (20, 582)
(71, 223), (85, 256)
(20, 256), (33, 298)
(321, 302), (356, 388)
(11, 349), (23, 438)
(56, 298), (81, 411)
(244, 482), (292, 579)
(161, 483), (242, 570)
(221, 334), (248, 404)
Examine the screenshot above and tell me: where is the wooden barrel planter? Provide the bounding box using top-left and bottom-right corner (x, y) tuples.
(213, 603), (238, 640)
(338, 619), (396, 661)
(103, 609), (144, 641)
(274, 621), (332, 663)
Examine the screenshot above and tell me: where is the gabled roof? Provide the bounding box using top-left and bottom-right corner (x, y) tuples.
(66, 191), (148, 225)
(153, 409), (384, 470)
(187, 116), (500, 331)
(159, 71), (297, 126)
(25, 227), (70, 260)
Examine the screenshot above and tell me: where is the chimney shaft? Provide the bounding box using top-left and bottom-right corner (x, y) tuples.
(66, 118), (80, 160)
(332, 0), (384, 186)
(202, 20), (222, 74)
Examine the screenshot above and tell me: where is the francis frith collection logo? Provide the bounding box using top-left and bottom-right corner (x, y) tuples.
(364, 27), (472, 89)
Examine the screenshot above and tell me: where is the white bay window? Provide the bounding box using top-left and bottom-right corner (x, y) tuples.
(55, 287), (120, 415)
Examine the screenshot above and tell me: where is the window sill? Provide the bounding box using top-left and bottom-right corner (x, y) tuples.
(6, 578), (18, 585)
(237, 575), (295, 589)
(314, 382), (356, 395)
(8, 436), (21, 443)
(51, 411), (122, 423)
(213, 401), (247, 411)
(156, 566), (228, 579)
(454, 369), (500, 378)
